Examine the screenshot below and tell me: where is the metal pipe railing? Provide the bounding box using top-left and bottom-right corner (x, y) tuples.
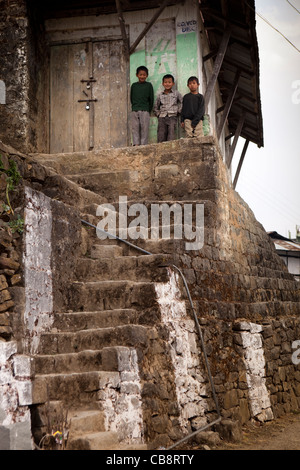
(81, 219), (221, 449)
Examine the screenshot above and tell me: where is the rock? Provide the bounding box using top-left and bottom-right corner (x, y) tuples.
(194, 430), (221, 447)
(216, 419), (242, 443)
(0, 256), (20, 271)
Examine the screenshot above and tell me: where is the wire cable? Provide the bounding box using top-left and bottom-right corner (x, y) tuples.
(244, 0), (300, 53)
(286, 0), (300, 15)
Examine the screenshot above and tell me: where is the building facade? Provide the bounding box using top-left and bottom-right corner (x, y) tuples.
(0, 0), (263, 180)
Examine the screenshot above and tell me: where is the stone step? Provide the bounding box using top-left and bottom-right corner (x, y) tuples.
(67, 432), (147, 450)
(34, 340), (145, 375)
(34, 349), (103, 374)
(90, 244), (123, 259)
(68, 409), (106, 436)
(32, 370), (119, 405)
(42, 173), (109, 210)
(52, 309), (139, 331)
(68, 280), (157, 312)
(67, 169), (140, 196)
(38, 324), (149, 355)
(67, 431), (120, 450)
(66, 165), (217, 202)
(31, 136), (214, 177)
(75, 254), (170, 282)
(81, 222), (186, 257)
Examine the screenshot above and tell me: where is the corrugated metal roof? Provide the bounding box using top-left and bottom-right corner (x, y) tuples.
(274, 240), (300, 252)
(268, 232), (300, 252)
(200, 0), (264, 147)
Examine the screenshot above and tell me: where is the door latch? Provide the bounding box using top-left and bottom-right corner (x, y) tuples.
(78, 99), (98, 110)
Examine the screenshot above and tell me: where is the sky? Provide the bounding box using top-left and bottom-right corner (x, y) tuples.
(231, 0), (300, 239)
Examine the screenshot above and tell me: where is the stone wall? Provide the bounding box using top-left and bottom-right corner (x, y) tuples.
(0, 0), (29, 151)
(0, 1), (49, 153)
(0, 141), (82, 448)
(0, 137), (300, 448)
(138, 137), (300, 431)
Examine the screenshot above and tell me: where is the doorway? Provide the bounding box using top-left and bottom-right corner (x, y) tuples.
(49, 40), (128, 153)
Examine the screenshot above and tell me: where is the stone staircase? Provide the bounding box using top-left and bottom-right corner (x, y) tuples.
(32, 232), (171, 449)
(29, 144), (183, 449)
(19, 136), (300, 450)
(29, 139), (219, 450)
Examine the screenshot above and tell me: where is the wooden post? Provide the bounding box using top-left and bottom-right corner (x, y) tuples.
(88, 41), (94, 149)
(216, 69), (241, 139)
(233, 139), (250, 189)
(115, 0), (130, 58)
(204, 26), (231, 111)
(226, 111), (246, 168)
(129, 0), (170, 54)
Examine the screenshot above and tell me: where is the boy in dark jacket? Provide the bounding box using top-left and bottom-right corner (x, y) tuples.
(130, 66), (154, 145)
(181, 76), (205, 138)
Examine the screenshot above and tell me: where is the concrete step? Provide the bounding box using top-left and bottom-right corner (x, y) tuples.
(68, 280), (158, 312)
(75, 254), (170, 282)
(38, 324), (149, 355)
(52, 309), (139, 331)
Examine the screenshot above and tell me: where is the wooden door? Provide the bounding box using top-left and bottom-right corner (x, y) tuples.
(50, 40), (128, 153)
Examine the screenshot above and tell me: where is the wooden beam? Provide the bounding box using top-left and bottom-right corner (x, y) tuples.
(203, 49), (218, 62)
(216, 69), (241, 139)
(115, 0), (130, 58)
(226, 111), (246, 168)
(129, 0), (170, 55)
(233, 139), (250, 189)
(204, 26), (231, 111)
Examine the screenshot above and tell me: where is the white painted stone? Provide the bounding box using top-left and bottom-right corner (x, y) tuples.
(15, 381), (32, 406)
(240, 323), (273, 422)
(0, 80), (6, 104)
(240, 331), (262, 350)
(13, 355), (33, 378)
(24, 187), (53, 354)
(0, 342), (17, 364)
(244, 348), (266, 376)
(98, 347), (144, 443)
(249, 323), (263, 334)
(0, 368), (13, 386)
(155, 269), (208, 431)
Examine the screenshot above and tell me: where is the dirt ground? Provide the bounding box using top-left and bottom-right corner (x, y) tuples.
(216, 412), (300, 450)
(176, 412), (300, 451)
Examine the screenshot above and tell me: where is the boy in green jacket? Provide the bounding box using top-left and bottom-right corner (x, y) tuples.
(130, 66), (154, 146)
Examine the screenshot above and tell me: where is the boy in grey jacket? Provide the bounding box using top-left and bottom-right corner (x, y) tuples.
(154, 74), (182, 142)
